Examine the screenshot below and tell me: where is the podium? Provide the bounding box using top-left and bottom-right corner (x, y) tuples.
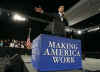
(32, 34), (82, 72)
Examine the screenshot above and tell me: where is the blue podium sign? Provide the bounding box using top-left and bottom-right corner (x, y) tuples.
(32, 34), (82, 71)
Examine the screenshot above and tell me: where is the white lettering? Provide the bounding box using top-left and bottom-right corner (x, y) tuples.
(43, 48), (80, 56)
(56, 43), (61, 48)
(52, 57), (75, 63)
(42, 48), (50, 55)
(61, 43), (66, 49)
(51, 49), (58, 56)
(52, 57), (59, 63)
(48, 41), (79, 49)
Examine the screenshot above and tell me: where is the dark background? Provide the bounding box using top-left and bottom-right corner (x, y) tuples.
(0, 0), (100, 53)
(0, 0), (79, 40)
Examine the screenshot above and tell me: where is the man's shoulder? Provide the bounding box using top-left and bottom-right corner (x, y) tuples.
(49, 13), (59, 17)
(55, 13), (60, 17)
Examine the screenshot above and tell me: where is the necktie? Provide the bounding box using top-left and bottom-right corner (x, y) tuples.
(60, 16), (63, 22)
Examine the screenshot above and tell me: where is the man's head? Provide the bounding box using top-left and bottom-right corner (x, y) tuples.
(34, 5), (44, 14)
(58, 5), (64, 13)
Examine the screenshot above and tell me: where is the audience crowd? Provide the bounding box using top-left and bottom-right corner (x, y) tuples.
(0, 39), (28, 49)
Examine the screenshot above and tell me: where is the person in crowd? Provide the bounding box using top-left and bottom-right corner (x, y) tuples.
(0, 40), (3, 48)
(20, 41), (25, 48)
(3, 40), (9, 47)
(9, 39), (15, 48)
(7, 39), (10, 47)
(14, 40), (19, 48)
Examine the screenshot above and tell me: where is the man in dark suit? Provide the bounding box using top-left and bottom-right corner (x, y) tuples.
(30, 5), (52, 39)
(45, 5), (68, 37)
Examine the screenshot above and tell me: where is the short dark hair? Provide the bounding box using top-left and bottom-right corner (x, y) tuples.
(58, 5), (64, 8)
(34, 5), (42, 8)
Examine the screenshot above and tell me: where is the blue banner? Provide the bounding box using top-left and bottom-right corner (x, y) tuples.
(32, 34), (82, 71)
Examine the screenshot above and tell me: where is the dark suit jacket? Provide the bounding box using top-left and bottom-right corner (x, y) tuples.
(44, 13), (68, 37)
(30, 12), (51, 39)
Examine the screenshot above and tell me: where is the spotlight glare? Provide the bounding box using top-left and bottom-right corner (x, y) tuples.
(77, 30), (82, 35)
(12, 13), (26, 21)
(65, 28), (72, 32)
(87, 27), (100, 32)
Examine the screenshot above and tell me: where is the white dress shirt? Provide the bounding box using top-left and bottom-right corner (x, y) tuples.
(58, 12), (64, 22)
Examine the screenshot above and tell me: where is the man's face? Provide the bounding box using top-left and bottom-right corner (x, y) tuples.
(58, 5), (64, 13)
(34, 7), (43, 13)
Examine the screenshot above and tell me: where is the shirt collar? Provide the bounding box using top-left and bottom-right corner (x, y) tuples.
(58, 12), (64, 17)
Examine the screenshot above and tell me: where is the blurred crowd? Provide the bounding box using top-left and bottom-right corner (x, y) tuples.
(0, 39), (28, 49)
